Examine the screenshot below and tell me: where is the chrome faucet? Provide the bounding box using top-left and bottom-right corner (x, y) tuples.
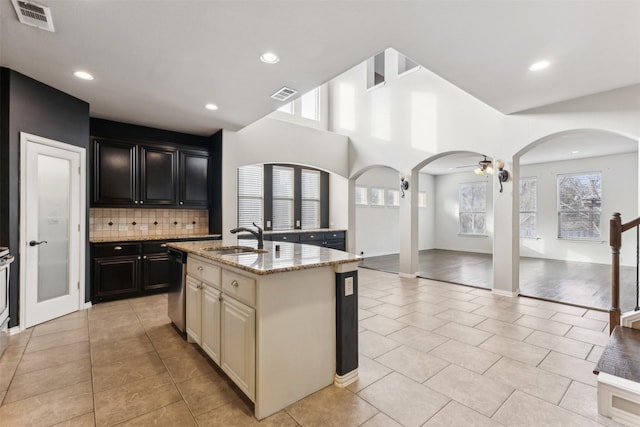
(230, 222), (264, 250)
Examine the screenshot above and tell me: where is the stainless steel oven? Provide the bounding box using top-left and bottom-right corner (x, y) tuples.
(0, 247), (15, 358)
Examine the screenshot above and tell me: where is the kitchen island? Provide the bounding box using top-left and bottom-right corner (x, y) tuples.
(166, 239), (361, 420)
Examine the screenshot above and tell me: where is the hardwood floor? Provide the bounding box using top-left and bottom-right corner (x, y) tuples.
(360, 249), (638, 312)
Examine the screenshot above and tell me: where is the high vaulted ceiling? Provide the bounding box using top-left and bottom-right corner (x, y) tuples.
(1, 1), (639, 136)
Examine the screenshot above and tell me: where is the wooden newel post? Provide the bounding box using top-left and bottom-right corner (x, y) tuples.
(610, 212), (622, 334)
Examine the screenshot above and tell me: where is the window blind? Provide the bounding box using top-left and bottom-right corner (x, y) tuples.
(272, 166), (294, 230)
(237, 165), (264, 228)
(301, 169), (320, 229)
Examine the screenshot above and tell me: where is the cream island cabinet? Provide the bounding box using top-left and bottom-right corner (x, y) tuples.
(167, 240), (361, 420)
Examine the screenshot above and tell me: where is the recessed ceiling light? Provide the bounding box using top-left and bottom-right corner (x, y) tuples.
(260, 52), (279, 64)
(529, 60), (550, 71)
(571, 150), (580, 154)
(73, 70), (94, 80)
(205, 103), (219, 111)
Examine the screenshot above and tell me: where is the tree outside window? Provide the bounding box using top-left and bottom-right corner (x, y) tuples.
(557, 173), (601, 239)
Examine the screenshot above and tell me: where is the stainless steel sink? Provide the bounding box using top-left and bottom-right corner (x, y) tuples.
(201, 246), (267, 255)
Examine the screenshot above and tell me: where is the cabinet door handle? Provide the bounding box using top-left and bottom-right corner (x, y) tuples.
(137, 256), (142, 260)
(134, 201), (139, 204)
(197, 266), (203, 271)
(180, 201), (184, 205)
(160, 243), (167, 248)
(140, 200), (144, 204)
(231, 280), (239, 287)
(143, 256), (147, 259)
(282, 236), (287, 240)
(114, 246), (122, 251)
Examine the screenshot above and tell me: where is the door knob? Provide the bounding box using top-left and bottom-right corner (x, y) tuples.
(29, 240), (48, 247)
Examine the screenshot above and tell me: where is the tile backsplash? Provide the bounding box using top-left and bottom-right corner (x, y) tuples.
(90, 208), (209, 239)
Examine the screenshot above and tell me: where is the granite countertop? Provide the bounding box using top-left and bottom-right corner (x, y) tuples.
(167, 239), (361, 275)
(90, 234), (222, 243)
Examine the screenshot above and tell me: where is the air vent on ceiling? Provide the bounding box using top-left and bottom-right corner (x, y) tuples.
(11, 0), (55, 32)
(271, 87), (298, 102)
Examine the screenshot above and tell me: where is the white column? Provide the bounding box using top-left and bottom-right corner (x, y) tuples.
(492, 159), (520, 296)
(347, 178), (357, 254)
(399, 170), (419, 277)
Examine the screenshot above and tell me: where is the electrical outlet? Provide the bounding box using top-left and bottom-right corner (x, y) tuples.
(296, 220), (300, 227)
(118, 225), (128, 231)
(140, 225), (148, 231)
(266, 220), (271, 228)
(185, 224), (194, 230)
(345, 277), (354, 296)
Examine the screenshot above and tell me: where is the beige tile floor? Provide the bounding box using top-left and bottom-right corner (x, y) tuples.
(0, 268), (625, 426)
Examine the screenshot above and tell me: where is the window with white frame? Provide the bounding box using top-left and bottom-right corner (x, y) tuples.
(459, 182), (487, 235)
(519, 177), (537, 238)
(277, 102), (294, 114)
(387, 189), (400, 206)
(355, 186), (368, 205)
(301, 169), (321, 229)
(370, 188), (385, 206)
(272, 166), (295, 230)
(237, 165), (264, 228)
(418, 191), (427, 208)
(398, 53), (419, 75)
(300, 88), (320, 121)
(367, 51), (385, 89)
(557, 172), (602, 239)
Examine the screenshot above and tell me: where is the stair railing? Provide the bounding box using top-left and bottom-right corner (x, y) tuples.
(610, 212), (640, 334)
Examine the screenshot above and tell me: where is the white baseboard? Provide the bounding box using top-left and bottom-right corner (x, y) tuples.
(492, 288), (520, 298)
(334, 369), (358, 388)
(83, 302), (93, 310)
(8, 325), (21, 335)
(399, 272), (419, 279)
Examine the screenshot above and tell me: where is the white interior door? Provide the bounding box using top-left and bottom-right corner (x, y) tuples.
(20, 133), (86, 328)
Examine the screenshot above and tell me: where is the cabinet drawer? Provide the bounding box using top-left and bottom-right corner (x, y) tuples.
(269, 233), (299, 243)
(300, 232), (323, 243)
(142, 241), (169, 254)
(187, 256), (221, 287)
(222, 270), (255, 306)
(93, 242), (141, 258)
(324, 231), (345, 240)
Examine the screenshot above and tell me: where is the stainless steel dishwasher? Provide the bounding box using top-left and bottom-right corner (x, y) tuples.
(167, 248), (187, 335)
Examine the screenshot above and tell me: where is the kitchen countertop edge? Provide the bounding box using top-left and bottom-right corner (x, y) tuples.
(167, 240), (362, 276)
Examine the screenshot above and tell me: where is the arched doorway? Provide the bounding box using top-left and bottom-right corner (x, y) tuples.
(516, 129), (638, 310)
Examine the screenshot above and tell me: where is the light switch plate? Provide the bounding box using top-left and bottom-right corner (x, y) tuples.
(296, 220), (301, 227)
(267, 220), (271, 228)
(345, 277), (354, 296)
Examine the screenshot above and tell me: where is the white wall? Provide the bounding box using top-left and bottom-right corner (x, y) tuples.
(329, 173), (348, 231)
(221, 117), (349, 239)
(418, 172), (436, 250)
(355, 167), (400, 257)
(520, 152), (638, 266)
(433, 172), (494, 254)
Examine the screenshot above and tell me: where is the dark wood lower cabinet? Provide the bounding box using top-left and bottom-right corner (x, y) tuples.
(142, 255), (170, 291)
(91, 236), (220, 304)
(93, 256), (140, 301)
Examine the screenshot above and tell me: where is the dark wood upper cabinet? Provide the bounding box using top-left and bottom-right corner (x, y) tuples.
(93, 139), (137, 205)
(179, 149), (210, 207)
(92, 138), (210, 207)
(140, 145), (177, 205)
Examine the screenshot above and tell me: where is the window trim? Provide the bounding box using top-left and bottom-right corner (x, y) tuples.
(458, 181), (487, 236)
(556, 171), (602, 240)
(355, 186), (368, 206)
(519, 177), (537, 239)
(369, 187), (386, 207)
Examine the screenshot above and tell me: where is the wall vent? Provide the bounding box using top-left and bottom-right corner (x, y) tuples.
(271, 87), (298, 102)
(11, 0), (55, 32)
